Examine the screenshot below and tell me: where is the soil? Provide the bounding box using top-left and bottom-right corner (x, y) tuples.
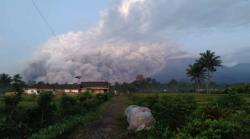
(66, 95), (136, 139)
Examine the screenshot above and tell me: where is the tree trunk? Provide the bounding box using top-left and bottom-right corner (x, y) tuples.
(197, 79), (200, 93)
(207, 70), (210, 94)
(197, 83), (200, 93)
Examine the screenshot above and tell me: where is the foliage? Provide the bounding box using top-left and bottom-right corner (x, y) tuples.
(3, 94), (21, 116)
(59, 94), (78, 116)
(77, 92), (93, 102)
(0, 91), (111, 139)
(129, 93), (250, 139)
(11, 74), (25, 94)
(0, 73), (25, 94)
(186, 50), (223, 93)
(215, 93), (246, 110)
(181, 119), (245, 139)
(186, 62), (206, 91)
(130, 94), (197, 131)
(198, 50), (223, 93)
(0, 73), (12, 93)
(29, 93), (111, 139)
(36, 92), (56, 127)
(227, 83), (250, 94)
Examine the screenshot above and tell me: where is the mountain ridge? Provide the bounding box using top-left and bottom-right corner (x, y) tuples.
(153, 58), (250, 83)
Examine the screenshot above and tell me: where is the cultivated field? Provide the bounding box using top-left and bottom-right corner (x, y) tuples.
(129, 93), (250, 105)
(127, 93), (250, 139)
(1, 92), (250, 139)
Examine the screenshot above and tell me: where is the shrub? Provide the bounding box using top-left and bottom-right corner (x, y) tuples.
(3, 94), (21, 116)
(128, 95), (197, 131)
(182, 119), (245, 139)
(215, 93), (246, 110)
(59, 94), (78, 116)
(228, 84), (250, 94)
(96, 93), (110, 102)
(29, 94), (111, 139)
(77, 92), (93, 102)
(202, 105), (226, 120)
(152, 96), (197, 130)
(36, 92), (55, 127)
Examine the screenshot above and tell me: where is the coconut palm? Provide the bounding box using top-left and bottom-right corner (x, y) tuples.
(186, 63), (206, 92)
(198, 50), (222, 93)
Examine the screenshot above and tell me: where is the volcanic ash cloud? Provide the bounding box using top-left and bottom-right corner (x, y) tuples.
(23, 32), (168, 83)
(23, 0), (182, 83)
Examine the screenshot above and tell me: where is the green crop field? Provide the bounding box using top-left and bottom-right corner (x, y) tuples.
(0, 92), (111, 139)
(127, 92), (250, 139)
(130, 93), (250, 105)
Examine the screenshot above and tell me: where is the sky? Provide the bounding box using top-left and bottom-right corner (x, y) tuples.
(1, 0), (250, 83)
(0, 0), (108, 73)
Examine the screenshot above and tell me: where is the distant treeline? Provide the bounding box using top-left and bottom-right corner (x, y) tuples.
(1, 73), (250, 94)
(111, 78), (227, 93)
(0, 73), (25, 94)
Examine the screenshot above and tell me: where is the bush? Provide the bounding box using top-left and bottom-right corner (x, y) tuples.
(182, 118), (246, 139)
(153, 96), (197, 130)
(215, 93), (246, 110)
(96, 93), (110, 102)
(36, 92), (56, 127)
(3, 94), (21, 116)
(202, 105), (226, 120)
(59, 94), (78, 116)
(77, 92), (93, 102)
(228, 84), (250, 94)
(130, 95), (197, 131)
(30, 93), (111, 139)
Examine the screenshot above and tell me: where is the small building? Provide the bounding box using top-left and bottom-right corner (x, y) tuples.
(81, 82), (110, 94)
(64, 84), (81, 94)
(24, 82), (110, 95)
(24, 84), (54, 95)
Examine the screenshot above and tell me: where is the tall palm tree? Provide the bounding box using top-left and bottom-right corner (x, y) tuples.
(186, 63), (206, 92)
(198, 50), (222, 93)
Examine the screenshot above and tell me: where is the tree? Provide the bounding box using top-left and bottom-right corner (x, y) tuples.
(37, 92), (55, 126)
(0, 73), (12, 86)
(198, 50), (222, 93)
(12, 74), (25, 94)
(0, 73), (12, 94)
(186, 63), (206, 92)
(167, 79), (178, 92)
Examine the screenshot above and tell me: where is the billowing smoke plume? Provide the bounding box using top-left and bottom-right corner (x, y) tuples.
(23, 0), (250, 83)
(23, 0), (180, 83)
(24, 34), (168, 83)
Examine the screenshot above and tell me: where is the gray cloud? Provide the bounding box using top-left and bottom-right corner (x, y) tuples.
(23, 0), (250, 83)
(223, 47), (250, 66)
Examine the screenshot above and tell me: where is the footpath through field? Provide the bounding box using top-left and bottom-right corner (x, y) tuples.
(67, 94), (134, 139)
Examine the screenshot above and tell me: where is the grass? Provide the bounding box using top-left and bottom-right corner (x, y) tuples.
(29, 99), (112, 139)
(0, 94), (72, 111)
(130, 93), (250, 106)
(1, 93), (250, 110)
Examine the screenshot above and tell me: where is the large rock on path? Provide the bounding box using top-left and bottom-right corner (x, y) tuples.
(125, 105), (155, 132)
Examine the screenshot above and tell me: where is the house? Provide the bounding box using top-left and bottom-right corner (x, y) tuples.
(81, 82), (110, 94)
(64, 84), (81, 94)
(24, 84), (54, 95)
(24, 82), (110, 95)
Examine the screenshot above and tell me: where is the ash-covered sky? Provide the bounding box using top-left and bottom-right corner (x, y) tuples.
(1, 0), (250, 83)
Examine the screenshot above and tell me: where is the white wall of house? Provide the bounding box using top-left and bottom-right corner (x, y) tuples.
(93, 90), (105, 94)
(25, 89), (38, 95)
(64, 89), (79, 93)
(81, 89), (87, 93)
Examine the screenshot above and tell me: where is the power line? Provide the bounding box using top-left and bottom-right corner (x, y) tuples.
(31, 0), (57, 37)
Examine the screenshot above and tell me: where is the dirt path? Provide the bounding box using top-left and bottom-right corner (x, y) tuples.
(67, 95), (134, 139)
